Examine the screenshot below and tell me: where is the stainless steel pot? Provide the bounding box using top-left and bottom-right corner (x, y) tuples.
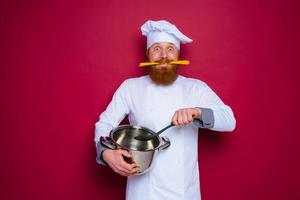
(101, 125), (170, 175)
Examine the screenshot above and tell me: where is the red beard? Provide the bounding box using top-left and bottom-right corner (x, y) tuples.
(148, 65), (178, 85)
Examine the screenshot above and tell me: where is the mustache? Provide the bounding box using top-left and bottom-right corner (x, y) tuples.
(155, 59), (174, 64)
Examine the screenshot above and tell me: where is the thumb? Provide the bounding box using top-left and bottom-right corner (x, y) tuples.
(120, 150), (132, 158)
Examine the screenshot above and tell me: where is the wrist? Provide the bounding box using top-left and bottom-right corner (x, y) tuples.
(194, 108), (202, 120)
(102, 149), (111, 162)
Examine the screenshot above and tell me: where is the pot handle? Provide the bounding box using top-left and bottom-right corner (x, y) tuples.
(100, 137), (116, 150)
(158, 137), (170, 151)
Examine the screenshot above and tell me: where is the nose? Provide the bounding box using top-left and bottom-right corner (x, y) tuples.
(160, 48), (167, 59)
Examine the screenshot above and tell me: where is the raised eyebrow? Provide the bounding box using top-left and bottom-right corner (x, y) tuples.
(167, 44), (176, 48)
(152, 44), (159, 48)
(152, 45), (161, 49)
(167, 46), (175, 50)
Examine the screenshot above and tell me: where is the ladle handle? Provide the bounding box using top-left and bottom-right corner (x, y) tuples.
(155, 123), (174, 136)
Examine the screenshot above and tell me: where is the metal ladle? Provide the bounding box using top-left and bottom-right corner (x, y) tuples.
(134, 123), (174, 141)
(134, 119), (201, 141)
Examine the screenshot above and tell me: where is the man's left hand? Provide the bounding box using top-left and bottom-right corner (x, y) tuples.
(172, 108), (202, 126)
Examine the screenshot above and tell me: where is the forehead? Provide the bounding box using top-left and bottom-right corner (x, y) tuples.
(150, 42), (177, 48)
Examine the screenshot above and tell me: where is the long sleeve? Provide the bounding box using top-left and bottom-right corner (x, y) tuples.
(96, 141), (108, 165)
(94, 81), (131, 165)
(94, 81), (130, 144)
(196, 84), (236, 132)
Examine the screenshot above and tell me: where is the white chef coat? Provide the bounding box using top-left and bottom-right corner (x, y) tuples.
(95, 75), (236, 200)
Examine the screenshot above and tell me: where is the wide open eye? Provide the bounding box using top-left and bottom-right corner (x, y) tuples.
(153, 46), (161, 51)
(167, 47), (175, 51)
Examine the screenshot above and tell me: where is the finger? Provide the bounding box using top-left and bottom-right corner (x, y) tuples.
(186, 109), (195, 124)
(187, 109), (194, 122)
(111, 165), (127, 176)
(129, 166), (140, 174)
(172, 111), (179, 125)
(177, 110), (185, 125)
(130, 163), (138, 168)
(120, 160), (136, 172)
(131, 168), (140, 175)
(182, 109), (189, 124)
(121, 151), (139, 171)
(125, 162), (140, 174)
(116, 169), (130, 177)
(112, 151), (135, 173)
(115, 162), (135, 175)
(121, 164), (139, 176)
(120, 149), (132, 158)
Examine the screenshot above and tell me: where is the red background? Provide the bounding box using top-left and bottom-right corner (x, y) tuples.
(1, 0), (299, 199)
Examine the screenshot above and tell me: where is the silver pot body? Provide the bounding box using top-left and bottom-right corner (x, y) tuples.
(101, 125), (170, 175)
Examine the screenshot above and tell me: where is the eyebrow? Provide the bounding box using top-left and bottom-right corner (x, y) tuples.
(152, 43), (176, 47)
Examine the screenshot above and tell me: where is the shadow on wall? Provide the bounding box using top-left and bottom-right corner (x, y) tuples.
(199, 128), (235, 155)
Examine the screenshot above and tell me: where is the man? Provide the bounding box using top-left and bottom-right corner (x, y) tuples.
(95, 20), (236, 200)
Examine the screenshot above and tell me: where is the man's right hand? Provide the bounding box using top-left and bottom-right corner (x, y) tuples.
(102, 149), (139, 176)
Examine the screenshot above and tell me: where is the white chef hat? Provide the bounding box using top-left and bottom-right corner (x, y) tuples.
(141, 20), (193, 50)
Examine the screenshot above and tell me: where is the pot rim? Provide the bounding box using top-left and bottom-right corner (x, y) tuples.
(110, 124), (162, 152)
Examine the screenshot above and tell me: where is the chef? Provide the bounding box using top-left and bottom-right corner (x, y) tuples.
(95, 20), (236, 200)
